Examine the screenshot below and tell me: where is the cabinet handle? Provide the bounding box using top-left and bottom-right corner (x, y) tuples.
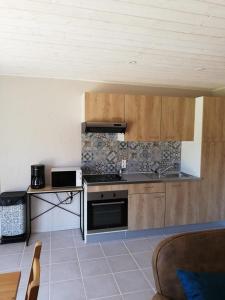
(171, 184), (181, 187)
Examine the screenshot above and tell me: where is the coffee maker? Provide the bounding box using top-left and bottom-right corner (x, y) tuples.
(31, 164), (45, 189)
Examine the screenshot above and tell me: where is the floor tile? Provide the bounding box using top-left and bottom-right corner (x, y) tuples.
(84, 274), (119, 299)
(72, 228), (82, 236)
(51, 261), (81, 282)
(147, 236), (165, 250)
(0, 254), (21, 271)
(107, 255), (138, 273)
(77, 244), (104, 261)
(114, 270), (150, 293)
(51, 229), (73, 238)
(30, 231), (50, 241)
(51, 247), (77, 264)
(51, 279), (85, 300)
(20, 264), (49, 286)
(51, 235), (75, 249)
(38, 283), (50, 300)
(17, 283), (49, 300)
(142, 268), (155, 289)
(74, 233), (86, 247)
(99, 296), (123, 300)
(80, 258), (111, 277)
(101, 241), (129, 256)
(25, 239), (50, 252)
(0, 242), (24, 256)
(123, 289), (155, 300)
(124, 239), (152, 253)
(21, 250), (50, 267)
(132, 251), (153, 268)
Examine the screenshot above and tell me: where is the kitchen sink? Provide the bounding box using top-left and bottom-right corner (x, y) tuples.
(159, 172), (192, 178)
(145, 172), (192, 179)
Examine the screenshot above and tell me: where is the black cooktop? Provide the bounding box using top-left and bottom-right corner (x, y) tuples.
(83, 174), (127, 183)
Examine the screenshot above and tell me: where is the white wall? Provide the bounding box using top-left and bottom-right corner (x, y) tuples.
(181, 97), (203, 177)
(0, 76), (209, 232)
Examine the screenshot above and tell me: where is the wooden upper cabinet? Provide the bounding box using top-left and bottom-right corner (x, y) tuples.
(165, 181), (199, 226)
(85, 92), (125, 122)
(125, 95), (161, 141)
(161, 97), (195, 141)
(202, 97), (225, 142)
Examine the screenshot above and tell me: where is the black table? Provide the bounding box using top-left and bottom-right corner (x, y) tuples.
(26, 185), (84, 245)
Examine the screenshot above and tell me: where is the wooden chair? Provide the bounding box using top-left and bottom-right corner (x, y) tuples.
(25, 240), (42, 300)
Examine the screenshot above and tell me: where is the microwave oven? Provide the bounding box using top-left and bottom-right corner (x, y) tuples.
(51, 167), (82, 188)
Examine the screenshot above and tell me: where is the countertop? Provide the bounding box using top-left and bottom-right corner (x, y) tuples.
(83, 172), (201, 186)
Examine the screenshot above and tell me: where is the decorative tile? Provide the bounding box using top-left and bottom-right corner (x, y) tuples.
(81, 133), (181, 174)
(82, 151), (94, 162)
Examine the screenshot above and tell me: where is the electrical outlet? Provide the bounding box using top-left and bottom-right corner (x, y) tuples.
(121, 159), (126, 169)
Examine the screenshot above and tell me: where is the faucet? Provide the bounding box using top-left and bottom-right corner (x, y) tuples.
(156, 160), (177, 177)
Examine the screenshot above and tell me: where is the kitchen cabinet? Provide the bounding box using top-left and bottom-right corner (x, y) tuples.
(202, 97), (225, 142)
(161, 97), (195, 141)
(128, 193), (165, 230)
(125, 95), (161, 141)
(165, 181), (199, 226)
(199, 142), (225, 222)
(128, 182), (165, 194)
(85, 93), (195, 141)
(85, 92), (125, 122)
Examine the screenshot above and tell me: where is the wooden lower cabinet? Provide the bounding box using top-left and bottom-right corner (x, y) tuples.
(165, 182), (200, 226)
(128, 193), (165, 230)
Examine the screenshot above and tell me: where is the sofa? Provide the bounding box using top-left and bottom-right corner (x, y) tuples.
(152, 229), (225, 300)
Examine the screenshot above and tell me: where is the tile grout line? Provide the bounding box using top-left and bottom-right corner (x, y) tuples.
(73, 234), (88, 300)
(122, 240), (156, 292)
(19, 241), (26, 268)
(99, 242), (125, 300)
(90, 287), (154, 300)
(49, 230), (52, 300)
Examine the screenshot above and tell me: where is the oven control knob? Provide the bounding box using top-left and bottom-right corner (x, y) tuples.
(113, 193), (116, 197)
(101, 194), (104, 198)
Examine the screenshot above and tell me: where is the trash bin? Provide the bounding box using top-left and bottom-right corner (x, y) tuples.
(0, 191), (27, 244)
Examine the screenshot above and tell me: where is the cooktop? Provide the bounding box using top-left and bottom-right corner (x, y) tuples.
(83, 174), (127, 183)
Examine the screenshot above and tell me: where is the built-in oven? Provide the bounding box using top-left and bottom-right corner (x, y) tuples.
(87, 190), (128, 233)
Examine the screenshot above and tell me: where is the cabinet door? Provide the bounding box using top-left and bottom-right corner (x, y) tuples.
(202, 97), (225, 142)
(128, 193), (165, 230)
(165, 182), (199, 226)
(125, 95), (161, 141)
(85, 92), (125, 122)
(199, 142), (225, 222)
(161, 97), (195, 141)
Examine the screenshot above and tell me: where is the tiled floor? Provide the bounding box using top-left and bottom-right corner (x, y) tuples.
(0, 229), (167, 300)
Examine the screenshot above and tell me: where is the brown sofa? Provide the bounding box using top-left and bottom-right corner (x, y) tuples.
(152, 229), (225, 300)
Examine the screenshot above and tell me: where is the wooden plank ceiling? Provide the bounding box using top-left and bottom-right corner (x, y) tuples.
(0, 0), (225, 90)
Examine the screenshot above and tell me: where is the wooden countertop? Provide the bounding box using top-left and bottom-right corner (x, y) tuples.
(27, 185), (83, 194)
(0, 271), (21, 300)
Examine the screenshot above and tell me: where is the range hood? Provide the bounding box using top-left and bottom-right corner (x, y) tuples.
(82, 122), (127, 133)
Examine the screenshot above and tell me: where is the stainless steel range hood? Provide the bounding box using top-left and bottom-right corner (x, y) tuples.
(82, 122), (127, 133)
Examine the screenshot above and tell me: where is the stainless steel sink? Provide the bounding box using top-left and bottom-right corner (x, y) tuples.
(159, 172), (192, 178)
(144, 172), (192, 179)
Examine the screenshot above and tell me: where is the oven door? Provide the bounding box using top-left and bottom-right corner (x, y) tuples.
(87, 191), (128, 232)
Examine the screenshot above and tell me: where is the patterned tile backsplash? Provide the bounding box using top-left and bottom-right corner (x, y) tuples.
(82, 133), (181, 174)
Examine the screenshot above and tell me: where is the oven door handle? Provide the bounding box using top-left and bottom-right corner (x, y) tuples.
(91, 201), (125, 206)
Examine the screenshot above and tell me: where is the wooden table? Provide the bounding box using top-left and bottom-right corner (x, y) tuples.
(0, 271), (21, 300)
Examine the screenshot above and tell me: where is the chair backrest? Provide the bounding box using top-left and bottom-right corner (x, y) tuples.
(25, 240), (42, 300)
(152, 229), (225, 300)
